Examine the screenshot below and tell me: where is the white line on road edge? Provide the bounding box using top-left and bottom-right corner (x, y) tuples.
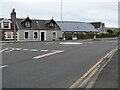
(0, 48), (8, 53)
(69, 48), (118, 89)
(0, 65), (8, 69)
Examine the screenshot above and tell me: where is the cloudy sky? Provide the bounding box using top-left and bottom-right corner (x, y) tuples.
(0, 0), (119, 27)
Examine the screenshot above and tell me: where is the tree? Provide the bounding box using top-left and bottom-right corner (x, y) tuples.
(107, 29), (113, 34)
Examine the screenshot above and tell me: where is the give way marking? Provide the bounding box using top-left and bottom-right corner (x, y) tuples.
(33, 50), (64, 59)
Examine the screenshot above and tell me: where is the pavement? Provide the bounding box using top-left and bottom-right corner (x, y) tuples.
(0, 38), (118, 88)
(92, 50), (118, 88)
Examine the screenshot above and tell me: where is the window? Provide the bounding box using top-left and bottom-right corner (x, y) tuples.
(33, 32), (38, 39)
(1, 19), (11, 29)
(53, 32), (57, 39)
(24, 32), (29, 39)
(50, 23), (54, 28)
(5, 32), (13, 39)
(3, 22), (9, 28)
(25, 22), (31, 28)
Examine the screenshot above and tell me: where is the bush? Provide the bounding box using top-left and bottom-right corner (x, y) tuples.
(78, 34), (87, 39)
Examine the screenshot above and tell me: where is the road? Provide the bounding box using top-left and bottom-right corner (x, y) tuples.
(1, 38), (118, 88)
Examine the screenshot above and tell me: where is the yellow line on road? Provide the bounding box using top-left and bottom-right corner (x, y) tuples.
(69, 48), (118, 88)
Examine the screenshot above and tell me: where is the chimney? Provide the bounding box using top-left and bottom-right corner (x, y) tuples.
(11, 8), (16, 22)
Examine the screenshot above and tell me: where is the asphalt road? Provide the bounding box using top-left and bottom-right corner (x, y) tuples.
(1, 38), (118, 88)
(92, 50), (118, 88)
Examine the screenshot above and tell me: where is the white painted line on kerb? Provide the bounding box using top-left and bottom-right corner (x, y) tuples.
(0, 65), (8, 69)
(30, 49), (38, 52)
(40, 50), (49, 52)
(33, 50), (64, 59)
(0, 48), (8, 53)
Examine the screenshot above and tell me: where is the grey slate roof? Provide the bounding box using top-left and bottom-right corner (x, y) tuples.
(56, 21), (99, 32)
(15, 18), (61, 30)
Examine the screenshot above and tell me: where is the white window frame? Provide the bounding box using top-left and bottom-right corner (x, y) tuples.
(1, 19), (11, 29)
(40, 30), (46, 41)
(24, 31), (30, 39)
(33, 31), (38, 39)
(4, 32), (14, 39)
(25, 22), (31, 28)
(52, 31), (57, 39)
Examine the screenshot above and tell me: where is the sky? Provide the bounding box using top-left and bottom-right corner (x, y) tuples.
(0, 0), (119, 28)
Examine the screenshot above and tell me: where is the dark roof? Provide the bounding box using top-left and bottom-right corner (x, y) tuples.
(89, 22), (102, 28)
(15, 18), (61, 30)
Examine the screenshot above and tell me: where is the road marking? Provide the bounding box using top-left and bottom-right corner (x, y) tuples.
(30, 49), (38, 52)
(23, 49), (29, 51)
(69, 48), (118, 88)
(52, 50), (64, 51)
(59, 42), (83, 45)
(0, 65), (8, 69)
(33, 50), (64, 59)
(40, 50), (49, 52)
(0, 48), (9, 53)
(5, 48), (14, 52)
(46, 42), (53, 44)
(14, 48), (21, 50)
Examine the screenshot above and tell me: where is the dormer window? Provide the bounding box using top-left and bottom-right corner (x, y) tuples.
(21, 17), (32, 28)
(25, 22), (31, 28)
(3, 22), (9, 28)
(1, 19), (12, 29)
(49, 23), (55, 28)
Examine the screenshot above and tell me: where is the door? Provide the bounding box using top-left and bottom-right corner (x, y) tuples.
(41, 32), (45, 41)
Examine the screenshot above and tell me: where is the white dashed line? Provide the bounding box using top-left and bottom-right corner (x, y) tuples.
(5, 48), (14, 52)
(0, 48), (9, 53)
(14, 48), (21, 50)
(23, 49), (29, 51)
(52, 50), (64, 52)
(0, 65), (8, 69)
(59, 42), (83, 45)
(30, 49), (38, 52)
(40, 50), (49, 52)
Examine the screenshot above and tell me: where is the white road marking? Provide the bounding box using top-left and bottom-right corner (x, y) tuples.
(59, 42), (83, 45)
(0, 65), (8, 69)
(46, 42), (53, 44)
(5, 48), (14, 52)
(40, 50), (49, 52)
(23, 49), (29, 51)
(0, 48), (9, 53)
(30, 49), (38, 52)
(14, 48), (21, 50)
(52, 50), (64, 52)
